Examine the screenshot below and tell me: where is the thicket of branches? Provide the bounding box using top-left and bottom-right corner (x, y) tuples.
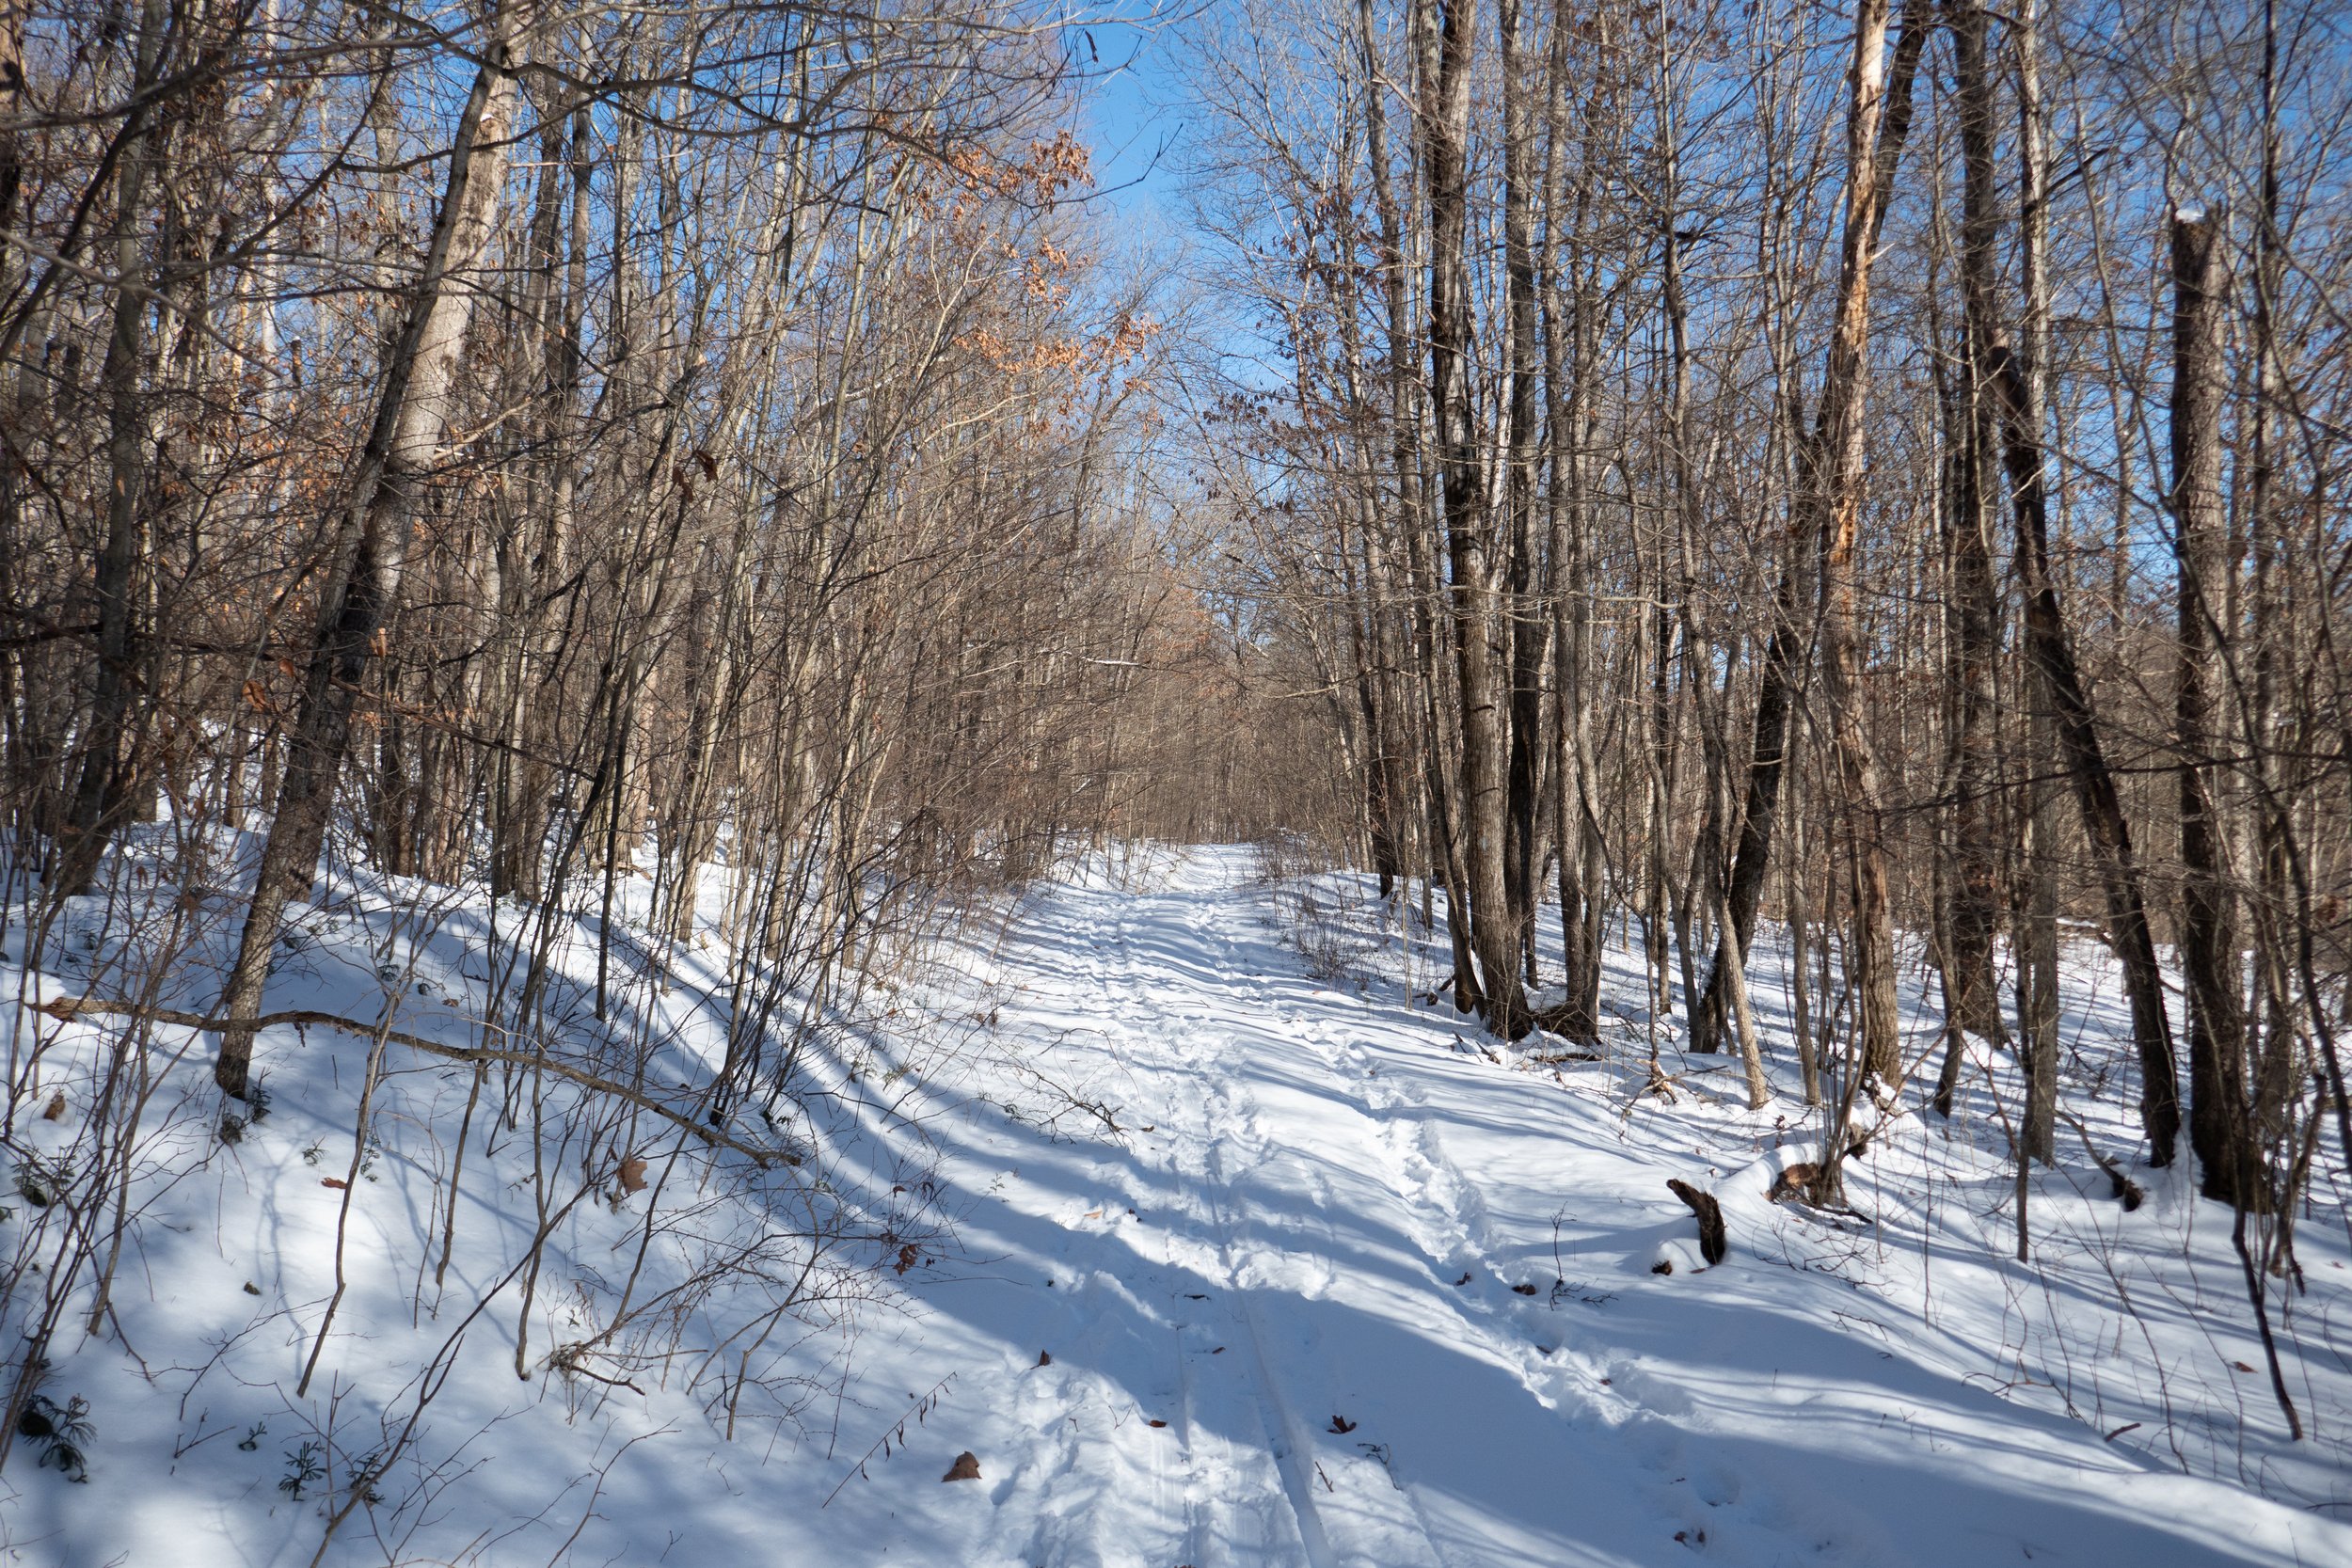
(1181, 0), (2349, 1414)
(0, 0), (1304, 1499)
(5, 0), (2349, 1517)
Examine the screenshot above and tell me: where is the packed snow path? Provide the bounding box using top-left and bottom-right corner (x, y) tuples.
(826, 849), (2343, 1568)
(15, 848), (2346, 1568)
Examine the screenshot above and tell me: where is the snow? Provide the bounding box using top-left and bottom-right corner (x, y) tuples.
(5, 842), (2347, 1565)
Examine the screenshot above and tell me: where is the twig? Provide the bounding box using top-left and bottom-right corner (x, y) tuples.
(820, 1375), (955, 1508)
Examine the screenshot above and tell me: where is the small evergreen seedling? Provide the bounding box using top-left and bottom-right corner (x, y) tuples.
(349, 1448), (388, 1506)
(18, 1392), (94, 1481)
(279, 1439), (326, 1498)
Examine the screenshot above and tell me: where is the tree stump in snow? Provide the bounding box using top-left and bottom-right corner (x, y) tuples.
(1666, 1180), (1727, 1266)
(1768, 1162), (1822, 1205)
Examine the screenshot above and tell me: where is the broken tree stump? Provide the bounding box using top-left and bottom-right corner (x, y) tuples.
(1666, 1179), (1727, 1267)
(1767, 1162), (1822, 1205)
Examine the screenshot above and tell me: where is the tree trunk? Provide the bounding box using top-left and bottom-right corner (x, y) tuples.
(1697, 0), (1925, 1064)
(1936, 0), (2009, 1044)
(1805, 0), (1925, 1096)
(2169, 213), (2255, 1205)
(215, 31), (519, 1097)
(1539, 1), (1601, 1043)
(1499, 0), (1544, 984)
(1422, 0), (1527, 1037)
(1953, 0), (2181, 1160)
(2015, 705), (2060, 1164)
(52, 0), (169, 897)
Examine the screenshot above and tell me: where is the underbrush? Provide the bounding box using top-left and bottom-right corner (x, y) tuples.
(1251, 859), (2352, 1512)
(0, 819), (1048, 1564)
(1250, 832), (1393, 989)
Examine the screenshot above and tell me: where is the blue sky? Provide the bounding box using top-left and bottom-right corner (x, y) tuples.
(1069, 18), (1190, 229)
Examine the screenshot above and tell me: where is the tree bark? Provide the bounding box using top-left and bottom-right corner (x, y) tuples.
(2169, 213), (2254, 1204)
(1934, 0), (2008, 1044)
(215, 28), (519, 1096)
(1540, 0), (1601, 1042)
(1422, 0), (1528, 1037)
(1359, 0), (1482, 1011)
(52, 0), (170, 897)
(1952, 0), (2181, 1160)
(1805, 0), (1925, 1093)
(1696, 0), (1926, 1063)
(1499, 0), (1545, 983)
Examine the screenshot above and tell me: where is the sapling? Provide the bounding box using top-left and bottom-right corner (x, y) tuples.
(279, 1438), (326, 1498)
(17, 1392), (94, 1481)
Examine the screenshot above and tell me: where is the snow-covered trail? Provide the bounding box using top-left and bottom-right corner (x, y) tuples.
(832, 847), (2342, 1568)
(15, 846), (2344, 1568)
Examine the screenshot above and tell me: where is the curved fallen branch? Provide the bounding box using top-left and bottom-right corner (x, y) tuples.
(28, 994), (798, 1170)
(2054, 1108), (2145, 1210)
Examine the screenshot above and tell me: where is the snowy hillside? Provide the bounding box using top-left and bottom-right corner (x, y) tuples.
(3, 843), (2347, 1566)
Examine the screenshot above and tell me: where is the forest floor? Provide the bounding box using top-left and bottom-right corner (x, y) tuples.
(8, 844), (2349, 1566)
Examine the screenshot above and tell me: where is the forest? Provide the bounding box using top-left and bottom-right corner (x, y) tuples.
(1, 0), (2347, 1561)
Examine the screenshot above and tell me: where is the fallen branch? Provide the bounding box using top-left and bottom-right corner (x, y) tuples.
(548, 1343), (646, 1395)
(28, 994), (797, 1169)
(2055, 1109), (2144, 1210)
(1619, 1061), (1733, 1116)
